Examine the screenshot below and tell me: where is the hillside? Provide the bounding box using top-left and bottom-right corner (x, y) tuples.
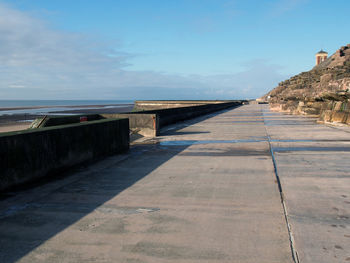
(261, 44), (350, 124)
(263, 44), (350, 104)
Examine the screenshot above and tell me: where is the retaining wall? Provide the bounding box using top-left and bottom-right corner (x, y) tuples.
(0, 118), (129, 192)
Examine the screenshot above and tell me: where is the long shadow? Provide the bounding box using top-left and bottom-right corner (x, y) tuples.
(0, 105), (241, 262)
(0, 139), (188, 262)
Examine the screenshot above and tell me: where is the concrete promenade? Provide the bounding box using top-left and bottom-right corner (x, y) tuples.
(0, 104), (349, 262)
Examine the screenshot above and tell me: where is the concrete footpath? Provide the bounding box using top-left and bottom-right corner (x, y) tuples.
(264, 107), (350, 262)
(0, 104), (349, 262)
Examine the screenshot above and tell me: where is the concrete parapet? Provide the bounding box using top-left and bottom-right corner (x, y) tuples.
(134, 101), (242, 135)
(31, 101), (242, 138)
(134, 100), (244, 111)
(34, 114), (104, 128)
(102, 113), (158, 137)
(108, 101), (242, 136)
(0, 118), (129, 192)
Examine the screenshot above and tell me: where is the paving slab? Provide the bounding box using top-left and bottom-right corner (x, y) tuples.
(0, 105), (294, 262)
(264, 106), (350, 263)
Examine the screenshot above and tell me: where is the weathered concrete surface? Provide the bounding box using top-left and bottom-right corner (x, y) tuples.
(264, 106), (350, 263)
(0, 105), (293, 263)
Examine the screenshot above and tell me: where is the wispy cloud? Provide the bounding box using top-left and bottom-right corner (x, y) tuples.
(268, 0), (309, 16)
(0, 3), (285, 100)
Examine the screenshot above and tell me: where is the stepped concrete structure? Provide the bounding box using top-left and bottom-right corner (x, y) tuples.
(0, 104), (349, 262)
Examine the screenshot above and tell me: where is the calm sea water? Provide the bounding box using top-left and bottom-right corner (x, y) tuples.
(0, 100), (134, 108)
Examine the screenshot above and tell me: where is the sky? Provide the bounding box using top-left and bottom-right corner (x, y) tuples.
(0, 0), (349, 100)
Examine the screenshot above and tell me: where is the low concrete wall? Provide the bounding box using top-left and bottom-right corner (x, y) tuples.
(147, 102), (242, 129)
(117, 101), (241, 136)
(31, 101), (242, 137)
(35, 114), (104, 128)
(0, 118), (129, 192)
(102, 113), (158, 137)
(134, 100), (244, 111)
(121, 101), (242, 136)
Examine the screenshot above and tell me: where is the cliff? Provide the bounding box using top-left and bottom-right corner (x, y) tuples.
(261, 44), (350, 125)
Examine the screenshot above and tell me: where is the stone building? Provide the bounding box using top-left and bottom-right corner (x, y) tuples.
(316, 49), (328, 65)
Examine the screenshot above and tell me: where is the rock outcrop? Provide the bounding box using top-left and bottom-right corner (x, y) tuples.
(261, 44), (350, 125)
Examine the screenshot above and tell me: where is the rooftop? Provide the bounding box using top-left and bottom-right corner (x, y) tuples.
(316, 49), (328, 54)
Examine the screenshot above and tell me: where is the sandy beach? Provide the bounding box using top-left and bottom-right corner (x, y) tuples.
(0, 103), (134, 133)
(0, 123), (31, 133)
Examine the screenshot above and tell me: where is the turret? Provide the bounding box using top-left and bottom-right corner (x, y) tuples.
(316, 50), (328, 65)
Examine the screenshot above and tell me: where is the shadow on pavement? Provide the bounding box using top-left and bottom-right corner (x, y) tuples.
(0, 138), (188, 263)
(0, 106), (241, 262)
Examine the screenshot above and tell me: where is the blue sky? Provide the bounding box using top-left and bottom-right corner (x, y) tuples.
(0, 0), (349, 100)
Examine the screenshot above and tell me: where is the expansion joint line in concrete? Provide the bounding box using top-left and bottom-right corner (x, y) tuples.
(262, 110), (300, 263)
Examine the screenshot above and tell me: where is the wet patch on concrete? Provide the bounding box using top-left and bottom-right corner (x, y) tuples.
(161, 131), (211, 136)
(75, 217), (128, 234)
(179, 148), (271, 157)
(160, 139), (266, 146)
(273, 146), (350, 152)
(265, 122), (316, 126)
(145, 225), (175, 234)
(271, 139), (350, 142)
(146, 213), (190, 225)
(23, 247), (106, 263)
(125, 258), (147, 263)
(0, 203), (160, 221)
(159, 138), (344, 147)
(96, 205), (160, 215)
(122, 241), (229, 260)
(144, 214), (191, 234)
(231, 120), (264, 123)
(289, 212), (350, 226)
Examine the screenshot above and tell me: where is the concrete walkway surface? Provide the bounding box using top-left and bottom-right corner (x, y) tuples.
(264, 107), (350, 262)
(0, 104), (349, 262)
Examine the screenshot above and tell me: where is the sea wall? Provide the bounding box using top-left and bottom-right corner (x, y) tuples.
(102, 113), (158, 137)
(34, 114), (104, 128)
(36, 101), (242, 137)
(134, 100), (243, 111)
(0, 118), (129, 192)
(144, 102), (242, 128)
(124, 101), (242, 136)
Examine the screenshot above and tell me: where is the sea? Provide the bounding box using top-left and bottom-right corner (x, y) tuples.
(0, 100), (134, 108)
(0, 100), (134, 116)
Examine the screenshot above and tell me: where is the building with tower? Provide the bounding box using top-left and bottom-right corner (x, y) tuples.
(316, 50), (328, 65)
